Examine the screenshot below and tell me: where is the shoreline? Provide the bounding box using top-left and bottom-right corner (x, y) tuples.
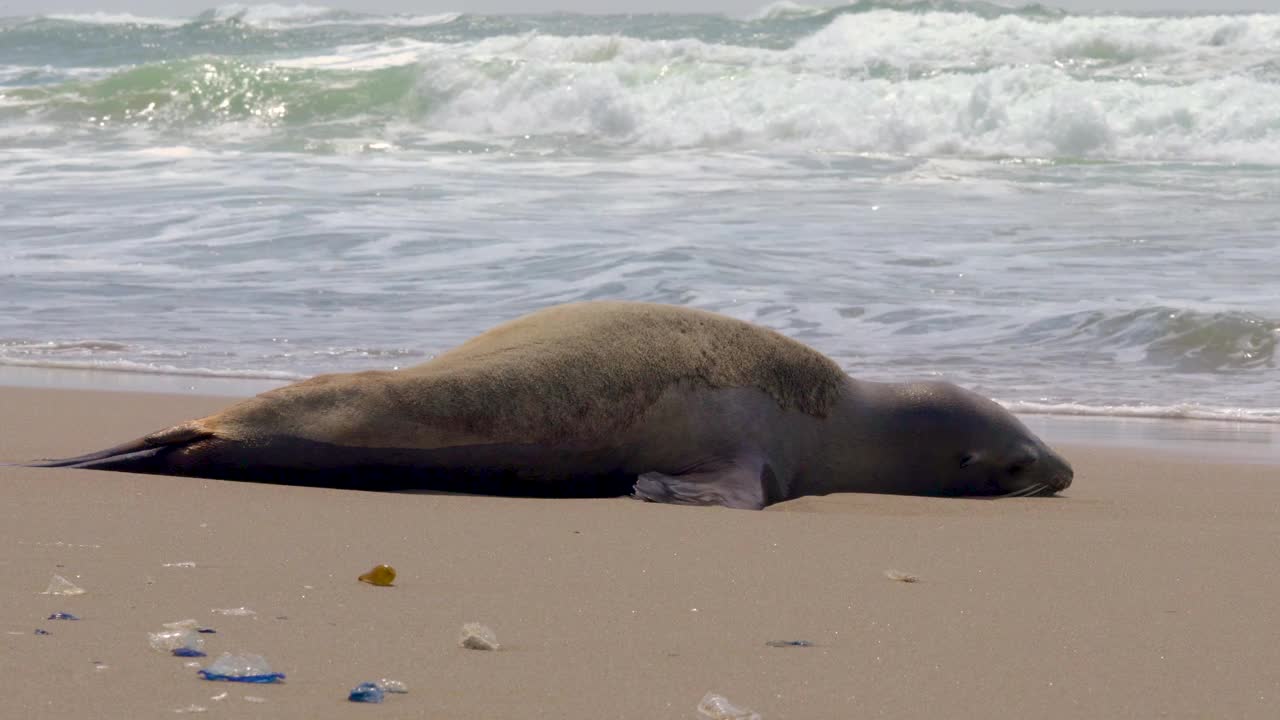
(2, 364), (1278, 466)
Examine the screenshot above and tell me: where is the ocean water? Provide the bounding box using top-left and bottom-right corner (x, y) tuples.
(0, 1), (1277, 422)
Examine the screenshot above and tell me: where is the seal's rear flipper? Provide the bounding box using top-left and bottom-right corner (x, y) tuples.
(632, 455), (768, 510)
(23, 423), (212, 473)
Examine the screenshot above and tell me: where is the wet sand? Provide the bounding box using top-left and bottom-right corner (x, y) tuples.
(2, 385), (1278, 719)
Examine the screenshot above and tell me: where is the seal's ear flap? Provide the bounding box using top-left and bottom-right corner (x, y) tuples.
(959, 452), (981, 469)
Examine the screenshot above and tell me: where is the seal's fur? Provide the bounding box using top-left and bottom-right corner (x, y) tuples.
(207, 301), (847, 449)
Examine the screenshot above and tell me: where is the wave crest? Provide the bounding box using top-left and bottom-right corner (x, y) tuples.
(1014, 307), (1277, 372)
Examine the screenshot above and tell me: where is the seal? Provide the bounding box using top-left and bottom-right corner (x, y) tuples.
(23, 301), (1073, 509)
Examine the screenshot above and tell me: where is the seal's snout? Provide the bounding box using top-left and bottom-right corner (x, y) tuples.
(1046, 456), (1074, 492)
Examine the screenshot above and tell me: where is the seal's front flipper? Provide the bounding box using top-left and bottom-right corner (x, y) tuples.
(632, 455), (769, 510)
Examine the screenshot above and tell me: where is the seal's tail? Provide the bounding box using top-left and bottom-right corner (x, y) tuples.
(22, 423), (212, 474)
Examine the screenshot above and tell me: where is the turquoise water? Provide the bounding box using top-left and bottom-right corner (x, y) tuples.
(1, 2), (1277, 421)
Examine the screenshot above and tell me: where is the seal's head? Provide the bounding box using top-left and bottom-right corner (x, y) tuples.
(877, 381), (1074, 498)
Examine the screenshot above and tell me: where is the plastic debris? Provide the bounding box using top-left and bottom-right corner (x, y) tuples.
(173, 705), (207, 714)
(173, 647), (208, 658)
(210, 693), (228, 702)
(765, 640), (813, 648)
(48, 612), (79, 620)
(243, 696), (267, 704)
(378, 678), (409, 694)
(149, 629), (205, 655)
(42, 574), (86, 596)
(358, 564), (396, 587)
(210, 607), (256, 617)
(884, 569), (920, 583)
(197, 653), (285, 683)
(697, 692), (762, 720)
(34, 629), (50, 635)
(458, 622), (499, 651)
(163, 619), (216, 636)
(162, 561), (197, 568)
(348, 682), (384, 703)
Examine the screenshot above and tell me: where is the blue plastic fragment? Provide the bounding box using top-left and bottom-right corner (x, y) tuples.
(196, 628), (217, 634)
(34, 629), (50, 635)
(173, 647), (207, 657)
(48, 612), (79, 621)
(348, 682), (384, 703)
(197, 670), (286, 683)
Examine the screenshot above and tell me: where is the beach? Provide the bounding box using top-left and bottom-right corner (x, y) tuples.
(3, 384), (1278, 719)
(3, 3), (1279, 717)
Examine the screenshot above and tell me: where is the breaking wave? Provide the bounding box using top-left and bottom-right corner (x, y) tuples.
(3, 4), (1279, 162)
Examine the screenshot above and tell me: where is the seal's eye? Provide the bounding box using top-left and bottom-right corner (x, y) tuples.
(1007, 455), (1038, 476)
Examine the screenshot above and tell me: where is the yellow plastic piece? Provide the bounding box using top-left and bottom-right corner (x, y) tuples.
(358, 564), (396, 587)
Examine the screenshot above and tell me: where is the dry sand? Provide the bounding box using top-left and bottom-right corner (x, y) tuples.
(2, 385), (1278, 719)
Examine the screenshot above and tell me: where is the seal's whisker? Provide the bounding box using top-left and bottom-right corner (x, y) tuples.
(995, 486), (1033, 499)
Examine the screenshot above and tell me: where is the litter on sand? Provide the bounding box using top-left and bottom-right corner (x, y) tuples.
(378, 679), (409, 693)
(358, 564), (396, 586)
(458, 622), (499, 651)
(197, 653), (285, 683)
(348, 682), (384, 703)
(209, 607), (256, 617)
(148, 629), (205, 655)
(697, 692), (762, 720)
(42, 574), (86, 596)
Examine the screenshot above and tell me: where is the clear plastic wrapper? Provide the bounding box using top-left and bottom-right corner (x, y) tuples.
(42, 574), (86, 596)
(148, 629), (205, 654)
(377, 679), (408, 694)
(697, 692), (762, 720)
